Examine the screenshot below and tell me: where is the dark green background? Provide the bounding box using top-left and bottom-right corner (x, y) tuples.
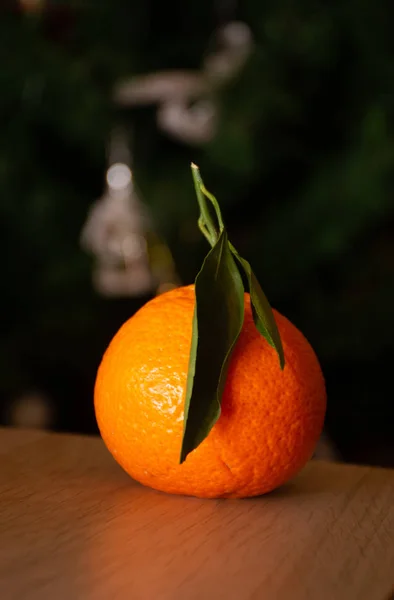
(1, 1), (393, 464)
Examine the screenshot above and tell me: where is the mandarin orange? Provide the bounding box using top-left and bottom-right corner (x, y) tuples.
(94, 285), (326, 498)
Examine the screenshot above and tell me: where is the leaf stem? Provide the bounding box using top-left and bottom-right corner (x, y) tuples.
(191, 163), (218, 247)
(200, 184), (224, 232)
(198, 216), (213, 245)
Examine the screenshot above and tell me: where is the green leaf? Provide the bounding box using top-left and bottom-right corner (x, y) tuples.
(230, 244), (285, 370)
(180, 164), (285, 464)
(180, 229), (244, 463)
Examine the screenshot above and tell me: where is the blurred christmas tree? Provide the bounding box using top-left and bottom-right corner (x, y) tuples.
(1, 1), (393, 463)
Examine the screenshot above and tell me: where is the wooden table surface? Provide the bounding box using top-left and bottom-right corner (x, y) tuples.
(1, 427), (394, 600)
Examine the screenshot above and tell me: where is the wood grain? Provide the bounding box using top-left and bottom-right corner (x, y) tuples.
(1, 427), (394, 600)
